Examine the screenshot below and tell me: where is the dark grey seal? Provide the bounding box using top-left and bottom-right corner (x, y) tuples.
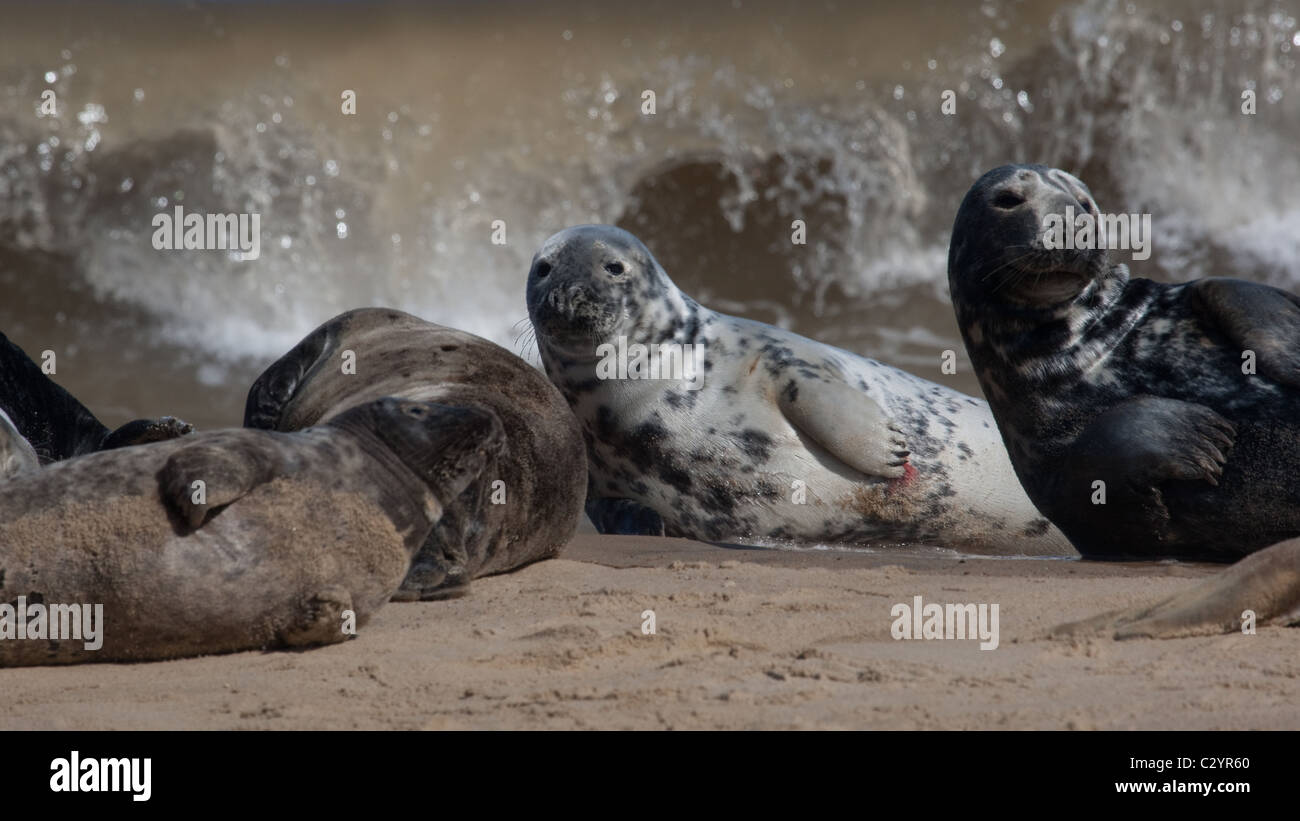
(243, 308), (587, 599)
(0, 398), (502, 666)
(0, 329), (193, 469)
(949, 163), (1300, 561)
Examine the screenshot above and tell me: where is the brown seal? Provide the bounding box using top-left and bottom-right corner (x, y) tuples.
(0, 398), (502, 666)
(243, 308), (587, 599)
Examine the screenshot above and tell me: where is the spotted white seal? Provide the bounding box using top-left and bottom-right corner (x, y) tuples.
(526, 224), (1073, 555)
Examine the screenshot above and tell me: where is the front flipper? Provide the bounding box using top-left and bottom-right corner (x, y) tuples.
(1049, 395), (1235, 554)
(777, 377), (908, 479)
(159, 441), (274, 529)
(1050, 537), (1300, 639)
(101, 416), (195, 450)
(586, 497), (666, 536)
(1191, 277), (1300, 389)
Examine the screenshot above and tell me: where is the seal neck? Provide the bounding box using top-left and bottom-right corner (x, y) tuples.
(324, 421), (441, 556)
(963, 263), (1155, 391)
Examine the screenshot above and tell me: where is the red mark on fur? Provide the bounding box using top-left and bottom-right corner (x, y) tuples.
(887, 461), (918, 492)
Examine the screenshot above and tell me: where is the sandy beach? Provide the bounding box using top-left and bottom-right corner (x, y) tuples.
(3, 533), (1296, 731)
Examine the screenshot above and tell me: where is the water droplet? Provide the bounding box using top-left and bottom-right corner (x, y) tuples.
(255, 122), (267, 133)
(324, 159), (339, 176)
(336, 222), (348, 239)
(119, 177), (134, 192)
(280, 236), (292, 249)
(335, 209), (346, 219)
(989, 37), (1005, 58)
(893, 85), (904, 100)
(44, 71), (56, 83)
(562, 30), (573, 40)
(133, 88), (145, 102)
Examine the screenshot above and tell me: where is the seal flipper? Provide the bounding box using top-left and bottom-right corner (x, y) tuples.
(280, 586), (354, 647)
(1190, 277), (1300, 389)
(0, 408), (39, 481)
(243, 319), (334, 430)
(777, 377), (909, 479)
(101, 416), (195, 450)
(1050, 537), (1300, 639)
(0, 330), (111, 461)
(159, 441), (274, 529)
(1048, 396), (1236, 554)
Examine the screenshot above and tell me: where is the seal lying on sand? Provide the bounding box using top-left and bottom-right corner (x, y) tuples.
(0, 398), (502, 666)
(243, 308), (587, 599)
(0, 330), (193, 468)
(949, 163), (1300, 560)
(526, 224), (1073, 555)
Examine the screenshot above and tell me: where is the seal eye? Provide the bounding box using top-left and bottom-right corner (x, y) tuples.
(604, 261), (625, 276)
(534, 261), (552, 279)
(992, 191), (1026, 209)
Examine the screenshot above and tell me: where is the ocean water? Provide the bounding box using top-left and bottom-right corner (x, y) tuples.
(0, 0), (1296, 430)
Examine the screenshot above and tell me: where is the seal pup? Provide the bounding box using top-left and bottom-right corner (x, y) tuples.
(949, 163), (1300, 560)
(526, 224), (1073, 555)
(1050, 537), (1300, 640)
(0, 398), (502, 666)
(243, 308), (587, 599)
(0, 329), (194, 466)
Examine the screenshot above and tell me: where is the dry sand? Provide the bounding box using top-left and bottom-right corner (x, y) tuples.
(3, 534), (1297, 730)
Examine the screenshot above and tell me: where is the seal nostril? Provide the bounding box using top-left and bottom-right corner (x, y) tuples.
(535, 261), (552, 279)
(604, 261), (625, 276)
(992, 190), (1026, 209)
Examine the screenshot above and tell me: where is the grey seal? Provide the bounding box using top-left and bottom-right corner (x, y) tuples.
(526, 224), (1073, 555)
(0, 398), (502, 666)
(949, 163), (1300, 560)
(243, 308), (587, 599)
(0, 329), (193, 468)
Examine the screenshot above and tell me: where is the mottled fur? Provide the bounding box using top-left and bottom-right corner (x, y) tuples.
(950, 163), (1300, 560)
(527, 224), (1072, 554)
